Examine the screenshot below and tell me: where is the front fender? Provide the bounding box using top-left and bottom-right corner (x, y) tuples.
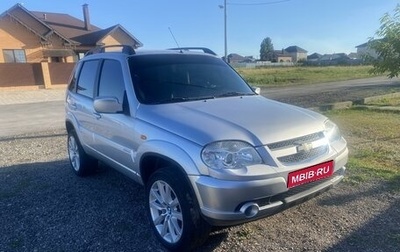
(135, 140), (207, 179)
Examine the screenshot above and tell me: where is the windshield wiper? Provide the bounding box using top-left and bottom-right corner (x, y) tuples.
(155, 96), (215, 104)
(216, 92), (253, 98)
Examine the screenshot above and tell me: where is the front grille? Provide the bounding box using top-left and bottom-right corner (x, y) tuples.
(267, 132), (324, 150)
(277, 145), (328, 165)
(267, 132), (328, 165)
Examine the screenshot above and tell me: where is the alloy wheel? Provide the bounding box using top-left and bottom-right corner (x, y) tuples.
(149, 180), (183, 244)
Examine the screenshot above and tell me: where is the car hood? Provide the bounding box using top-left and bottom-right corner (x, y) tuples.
(137, 96), (327, 147)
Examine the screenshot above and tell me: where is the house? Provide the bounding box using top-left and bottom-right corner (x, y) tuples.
(318, 53), (351, 65)
(347, 52), (359, 59)
(227, 53), (255, 64)
(356, 40), (379, 59)
(0, 3), (143, 63)
(274, 49), (292, 63)
(307, 52), (322, 61)
(284, 46), (308, 62)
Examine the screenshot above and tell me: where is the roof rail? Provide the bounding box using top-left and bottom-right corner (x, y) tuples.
(168, 47), (217, 56)
(85, 45), (135, 56)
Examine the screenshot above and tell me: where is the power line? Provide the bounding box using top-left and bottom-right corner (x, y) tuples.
(228, 0), (291, 6)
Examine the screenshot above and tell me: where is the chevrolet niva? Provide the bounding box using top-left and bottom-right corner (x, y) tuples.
(65, 46), (348, 251)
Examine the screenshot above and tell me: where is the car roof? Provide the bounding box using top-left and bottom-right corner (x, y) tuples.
(81, 46), (219, 61)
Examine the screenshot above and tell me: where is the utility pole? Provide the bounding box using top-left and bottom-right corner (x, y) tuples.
(219, 1), (228, 62)
(224, 0), (227, 62)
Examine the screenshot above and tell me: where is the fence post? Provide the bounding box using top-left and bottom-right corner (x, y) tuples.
(40, 62), (52, 89)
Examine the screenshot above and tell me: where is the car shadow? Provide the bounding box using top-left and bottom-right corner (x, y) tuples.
(0, 160), (166, 251)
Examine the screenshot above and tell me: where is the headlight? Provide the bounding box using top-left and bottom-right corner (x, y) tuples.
(324, 120), (342, 142)
(201, 141), (262, 169)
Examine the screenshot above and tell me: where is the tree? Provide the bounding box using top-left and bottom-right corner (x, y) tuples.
(369, 4), (400, 78)
(260, 37), (275, 61)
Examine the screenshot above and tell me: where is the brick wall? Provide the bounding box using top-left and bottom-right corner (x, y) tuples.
(48, 63), (75, 85)
(0, 62), (74, 88)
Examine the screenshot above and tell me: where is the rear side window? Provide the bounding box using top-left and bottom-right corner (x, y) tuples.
(98, 60), (125, 103)
(76, 60), (100, 98)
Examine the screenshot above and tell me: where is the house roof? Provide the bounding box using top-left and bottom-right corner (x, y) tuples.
(1, 4), (142, 48)
(356, 39), (383, 48)
(285, 46), (308, 53)
(1, 4), (72, 44)
(228, 53), (245, 61)
(348, 52), (359, 59)
(31, 10), (102, 43)
(356, 42), (369, 48)
(319, 53), (350, 61)
(274, 49), (290, 56)
(307, 53), (322, 59)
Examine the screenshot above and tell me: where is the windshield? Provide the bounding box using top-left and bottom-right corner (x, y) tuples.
(129, 54), (255, 104)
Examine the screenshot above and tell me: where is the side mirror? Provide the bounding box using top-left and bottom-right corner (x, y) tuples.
(252, 87), (261, 95)
(94, 97), (123, 114)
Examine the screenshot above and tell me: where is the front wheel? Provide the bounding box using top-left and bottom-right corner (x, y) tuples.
(146, 168), (210, 251)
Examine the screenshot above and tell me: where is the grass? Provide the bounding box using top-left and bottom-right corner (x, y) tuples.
(236, 65), (377, 87)
(365, 96), (400, 107)
(325, 108), (400, 190)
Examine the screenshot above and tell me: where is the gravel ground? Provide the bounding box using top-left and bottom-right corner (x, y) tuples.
(1, 83), (400, 251)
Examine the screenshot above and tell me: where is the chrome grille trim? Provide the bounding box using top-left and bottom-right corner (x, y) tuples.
(267, 132), (324, 150)
(267, 132), (328, 165)
(277, 145), (328, 164)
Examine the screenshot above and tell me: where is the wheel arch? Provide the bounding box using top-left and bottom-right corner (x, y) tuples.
(137, 140), (203, 185)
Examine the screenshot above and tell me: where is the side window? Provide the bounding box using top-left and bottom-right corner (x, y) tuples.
(98, 60), (125, 103)
(76, 60), (99, 98)
(68, 62), (82, 91)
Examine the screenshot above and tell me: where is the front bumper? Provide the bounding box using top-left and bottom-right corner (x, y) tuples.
(189, 148), (347, 226)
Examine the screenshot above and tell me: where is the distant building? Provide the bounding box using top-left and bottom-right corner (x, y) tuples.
(318, 53), (351, 64)
(347, 52), (359, 59)
(0, 4), (143, 63)
(284, 46), (308, 62)
(307, 52), (322, 61)
(227, 53), (255, 64)
(356, 40), (379, 59)
(274, 49), (292, 62)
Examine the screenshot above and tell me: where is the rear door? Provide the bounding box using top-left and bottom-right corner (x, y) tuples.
(66, 59), (100, 148)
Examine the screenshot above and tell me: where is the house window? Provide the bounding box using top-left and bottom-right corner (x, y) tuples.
(3, 49), (27, 63)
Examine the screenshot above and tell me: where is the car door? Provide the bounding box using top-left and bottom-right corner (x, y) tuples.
(92, 59), (138, 171)
(66, 59), (100, 148)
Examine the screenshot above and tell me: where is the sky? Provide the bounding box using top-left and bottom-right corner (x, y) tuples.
(1, 0), (399, 58)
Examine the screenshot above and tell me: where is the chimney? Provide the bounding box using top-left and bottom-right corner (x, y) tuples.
(82, 4), (91, 31)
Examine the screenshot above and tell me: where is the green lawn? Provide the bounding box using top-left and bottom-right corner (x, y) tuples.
(325, 108), (400, 190)
(236, 65), (378, 86)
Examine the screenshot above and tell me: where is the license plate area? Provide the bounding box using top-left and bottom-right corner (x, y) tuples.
(287, 161), (334, 189)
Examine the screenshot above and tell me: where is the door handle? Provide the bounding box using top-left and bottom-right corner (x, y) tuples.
(93, 112), (101, 119)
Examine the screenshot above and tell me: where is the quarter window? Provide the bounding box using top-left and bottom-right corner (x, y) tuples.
(76, 60), (99, 98)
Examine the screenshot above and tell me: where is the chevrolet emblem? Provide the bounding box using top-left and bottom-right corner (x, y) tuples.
(296, 142), (313, 153)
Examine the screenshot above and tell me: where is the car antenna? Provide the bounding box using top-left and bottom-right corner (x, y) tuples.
(168, 27), (183, 53)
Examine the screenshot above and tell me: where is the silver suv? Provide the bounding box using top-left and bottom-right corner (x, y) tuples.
(65, 46), (348, 251)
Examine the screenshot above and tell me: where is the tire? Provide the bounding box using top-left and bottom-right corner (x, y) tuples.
(67, 129), (97, 176)
(146, 168), (211, 251)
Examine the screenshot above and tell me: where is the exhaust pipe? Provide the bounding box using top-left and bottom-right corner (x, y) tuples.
(240, 202), (259, 218)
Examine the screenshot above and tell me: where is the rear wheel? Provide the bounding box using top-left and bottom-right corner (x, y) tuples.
(146, 168), (210, 251)
(67, 129), (97, 176)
